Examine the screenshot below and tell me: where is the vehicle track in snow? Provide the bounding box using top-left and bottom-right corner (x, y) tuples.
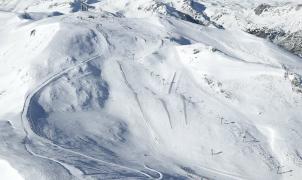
(18, 17), (163, 176)
(22, 137), (75, 179)
(20, 54), (160, 179)
(144, 165), (163, 180)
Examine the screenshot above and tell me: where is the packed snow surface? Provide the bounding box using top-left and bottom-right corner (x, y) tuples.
(0, 0), (302, 180)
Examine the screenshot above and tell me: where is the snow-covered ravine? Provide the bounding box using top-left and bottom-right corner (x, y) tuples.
(0, 1), (302, 180)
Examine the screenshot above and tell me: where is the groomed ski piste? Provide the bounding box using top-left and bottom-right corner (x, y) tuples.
(0, 0), (302, 180)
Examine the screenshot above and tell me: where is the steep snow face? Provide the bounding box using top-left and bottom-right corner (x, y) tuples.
(0, 1), (302, 180)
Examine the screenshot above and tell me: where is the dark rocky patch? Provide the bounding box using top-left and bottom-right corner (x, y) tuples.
(278, 30), (302, 57)
(254, 4), (271, 15)
(246, 28), (302, 57)
(246, 27), (285, 41)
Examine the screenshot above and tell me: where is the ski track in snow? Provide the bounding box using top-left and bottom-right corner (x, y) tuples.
(158, 98), (173, 129)
(117, 60), (160, 144)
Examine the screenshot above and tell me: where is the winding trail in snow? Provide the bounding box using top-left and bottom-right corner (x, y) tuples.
(18, 19), (166, 178)
(20, 54), (158, 179)
(22, 137), (74, 178)
(144, 165), (163, 180)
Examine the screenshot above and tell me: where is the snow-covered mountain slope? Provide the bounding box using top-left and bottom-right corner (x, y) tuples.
(200, 0), (302, 57)
(0, 0), (302, 180)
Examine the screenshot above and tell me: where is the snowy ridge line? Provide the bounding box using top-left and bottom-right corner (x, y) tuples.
(96, 24), (115, 50)
(20, 55), (156, 179)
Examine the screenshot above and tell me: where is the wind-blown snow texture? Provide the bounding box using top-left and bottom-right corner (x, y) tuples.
(0, 0), (302, 180)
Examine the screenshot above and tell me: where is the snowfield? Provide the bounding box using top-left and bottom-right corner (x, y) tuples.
(0, 0), (302, 180)
(0, 159), (24, 180)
